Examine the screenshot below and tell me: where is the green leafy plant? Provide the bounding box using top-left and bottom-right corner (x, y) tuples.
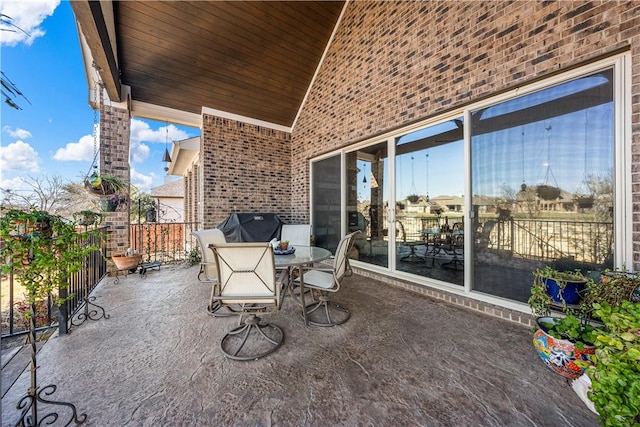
(186, 248), (201, 265)
(85, 172), (126, 196)
(582, 270), (640, 320)
(529, 266), (590, 316)
(537, 316), (601, 349)
(0, 208), (100, 313)
(585, 301), (640, 427)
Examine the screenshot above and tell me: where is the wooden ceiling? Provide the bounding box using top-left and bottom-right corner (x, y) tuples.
(74, 1), (345, 128)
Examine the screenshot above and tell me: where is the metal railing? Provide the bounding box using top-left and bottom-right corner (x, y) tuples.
(482, 218), (613, 265)
(129, 221), (200, 264)
(1, 226), (109, 339)
(389, 214), (612, 266)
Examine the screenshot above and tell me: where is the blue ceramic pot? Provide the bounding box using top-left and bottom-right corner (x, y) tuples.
(543, 277), (586, 305)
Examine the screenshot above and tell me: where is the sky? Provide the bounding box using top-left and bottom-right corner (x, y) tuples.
(0, 0), (199, 196)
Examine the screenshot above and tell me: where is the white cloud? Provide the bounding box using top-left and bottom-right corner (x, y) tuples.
(131, 168), (155, 192)
(0, 175), (27, 192)
(3, 125), (32, 139)
(130, 119), (189, 144)
(53, 133), (96, 161)
(130, 141), (150, 164)
(0, 140), (40, 172)
(0, 0), (59, 46)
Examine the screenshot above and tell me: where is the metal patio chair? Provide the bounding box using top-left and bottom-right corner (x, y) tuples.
(209, 242), (286, 360)
(294, 231), (360, 326)
(280, 223), (312, 247)
(192, 228), (236, 316)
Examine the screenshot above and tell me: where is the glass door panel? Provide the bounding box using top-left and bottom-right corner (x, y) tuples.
(395, 118), (465, 286)
(346, 142), (389, 268)
(312, 155), (341, 253)
(471, 69), (615, 302)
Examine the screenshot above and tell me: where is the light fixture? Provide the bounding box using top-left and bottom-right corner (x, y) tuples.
(362, 162), (367, 183)
(162, 122), (171, 173)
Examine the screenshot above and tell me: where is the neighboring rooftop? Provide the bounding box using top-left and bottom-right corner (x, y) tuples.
(150, 178), (184, 198)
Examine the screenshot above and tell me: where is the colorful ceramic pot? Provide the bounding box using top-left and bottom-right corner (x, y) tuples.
(533, 317), (595, 380)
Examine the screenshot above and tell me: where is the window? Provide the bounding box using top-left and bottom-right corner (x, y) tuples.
(471, 69), (614, 302)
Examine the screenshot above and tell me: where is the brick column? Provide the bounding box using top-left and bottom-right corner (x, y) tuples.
(100, 104), (131, 274)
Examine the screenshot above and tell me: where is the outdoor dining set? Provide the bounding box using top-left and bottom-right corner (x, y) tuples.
(400, 220), (464, 269)
(192, 218), (360, 361)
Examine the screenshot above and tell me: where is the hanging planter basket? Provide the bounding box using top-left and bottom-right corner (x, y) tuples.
(537, 185), (561, 201)
(100, 200), (119, 212)
(84, 172), (126, 196)
(573, 194), (594, 209)
(407, 194), (419, 203)
(73, 210), (104, 226)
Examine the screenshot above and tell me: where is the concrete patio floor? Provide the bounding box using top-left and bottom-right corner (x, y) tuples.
(2, 263), (599, 426)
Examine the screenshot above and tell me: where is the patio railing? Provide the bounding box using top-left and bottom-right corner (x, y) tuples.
(129, 221), (200, 264)
(390, 214), (613, 266)
(1, 226), (109, 339)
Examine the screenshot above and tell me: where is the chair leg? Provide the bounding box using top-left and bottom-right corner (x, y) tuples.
(304, 293), (350, 327)
(207, 285), (241, 317)
(220, 314), (284, 361)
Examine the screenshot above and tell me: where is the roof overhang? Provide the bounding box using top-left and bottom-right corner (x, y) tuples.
(71, 1), (346, 129)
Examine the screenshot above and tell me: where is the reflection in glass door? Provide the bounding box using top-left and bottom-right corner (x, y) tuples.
(394, 118), (465, 286)
(346, 142), (389, 268)
(471, 69), (614, 302)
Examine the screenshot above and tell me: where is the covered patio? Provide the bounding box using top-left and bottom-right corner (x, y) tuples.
(2, 265), (598, 426)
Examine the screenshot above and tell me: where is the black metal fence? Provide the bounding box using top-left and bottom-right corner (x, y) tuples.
(129, 221), (200, 264)
(394, 214), (613, 266)
(1, 226), (109, 339)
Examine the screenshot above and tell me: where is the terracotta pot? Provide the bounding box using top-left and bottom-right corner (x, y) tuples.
(112, 254), (142, 271)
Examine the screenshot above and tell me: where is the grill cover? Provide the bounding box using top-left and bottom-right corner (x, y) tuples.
(217, 213), (283, 242)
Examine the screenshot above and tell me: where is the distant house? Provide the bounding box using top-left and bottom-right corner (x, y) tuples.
(150, 179), (184, 223)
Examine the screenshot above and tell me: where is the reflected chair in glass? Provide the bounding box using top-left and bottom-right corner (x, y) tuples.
(295, 231), (359, 326)
(191, 228), (235, 316)
(280, 224), (312, 247)
(209, 242), (286, 360)
(442, 222), (464, 270)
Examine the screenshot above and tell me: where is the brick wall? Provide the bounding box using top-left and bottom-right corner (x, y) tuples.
(99, 104), (131, 272)
(201, 114), (292, 228)
(292, 0), (640, 270)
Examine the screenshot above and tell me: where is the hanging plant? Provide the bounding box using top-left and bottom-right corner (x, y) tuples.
(574, 193), (595, 209)
(407, 194), (419, 203)
(73, 210), (104, 226)
(84, 172), (126, 196)
(537, 185), (561, 201)
(100, 193), (127, 212)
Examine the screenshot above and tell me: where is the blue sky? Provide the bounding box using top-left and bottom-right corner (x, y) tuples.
(1, 0), (199, 194)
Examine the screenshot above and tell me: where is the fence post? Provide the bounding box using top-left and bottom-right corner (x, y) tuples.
(58, 286), (69, 335)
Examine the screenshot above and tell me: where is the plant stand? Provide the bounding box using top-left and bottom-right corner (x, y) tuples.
(112, 254), (142, 284)
(14, 303), (87, 426)
(71, 295), (110, 327)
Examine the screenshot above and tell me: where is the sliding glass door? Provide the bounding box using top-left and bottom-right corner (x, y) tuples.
(310, 62), (621, 306)
(394, 119), (465, 286)
(346, 142), (389, 268)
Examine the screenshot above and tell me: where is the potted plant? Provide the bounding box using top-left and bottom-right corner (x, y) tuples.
(111, 248), (142, 272)
(529, 266), (600, 379)
(0, 208), (98, 424)
(407, 194), (419, 203)
(100, 193), (127, 212)
(73, 210), (104, 226)
(584, 301), (640, 427)
(279, 240), (290, 251)
(532, 315), (601, 380)
(85, 172), (126, 196)
(532, 266), (589, 308)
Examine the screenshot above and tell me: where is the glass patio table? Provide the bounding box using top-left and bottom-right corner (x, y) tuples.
(274, 245), (332, 326)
